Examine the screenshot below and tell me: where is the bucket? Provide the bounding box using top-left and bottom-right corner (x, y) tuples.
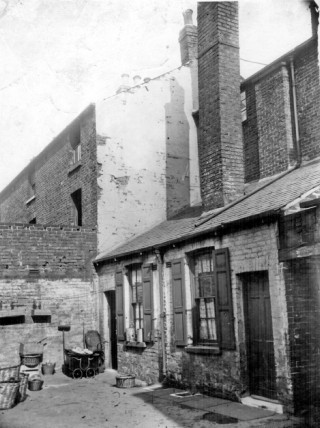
(116, 374), (135, 388)
(136, 329), (143, 343)
(42, 363), (55, 375)
(126, 327), (135, 342)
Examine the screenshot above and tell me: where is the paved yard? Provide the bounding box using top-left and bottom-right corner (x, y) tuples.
(0, 369), (304, 428)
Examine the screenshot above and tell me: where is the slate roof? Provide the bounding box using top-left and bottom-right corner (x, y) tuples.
(95, 159), (320, 262)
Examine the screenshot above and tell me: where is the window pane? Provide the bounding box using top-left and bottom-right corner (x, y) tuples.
(199, 298), (217, 341)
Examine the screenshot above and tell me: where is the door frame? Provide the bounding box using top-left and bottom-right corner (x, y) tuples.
(242, 271), (277, 399)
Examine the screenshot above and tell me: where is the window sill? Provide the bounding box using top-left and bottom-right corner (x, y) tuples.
(125, 341), (146, 348)
(68, 161), (82, 174)
(185, 345), (221, 355)
(25, 195), (36, 205)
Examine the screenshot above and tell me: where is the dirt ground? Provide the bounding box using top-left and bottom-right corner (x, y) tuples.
(0, 369), (305, 428)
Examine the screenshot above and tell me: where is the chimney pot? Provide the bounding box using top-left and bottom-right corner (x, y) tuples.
(133, 75), (141, 85)
(183, 9), (194, 25)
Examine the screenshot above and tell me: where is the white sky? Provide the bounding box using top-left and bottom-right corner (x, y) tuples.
(0, 0), (313, 191)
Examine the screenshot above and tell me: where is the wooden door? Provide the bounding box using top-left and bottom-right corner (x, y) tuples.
(243, 272), (276, 399)
(106, 291), (117, 370)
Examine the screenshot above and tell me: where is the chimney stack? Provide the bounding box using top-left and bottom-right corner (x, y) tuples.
(197, 2), (244, 211)
(179, 9), (198, 65)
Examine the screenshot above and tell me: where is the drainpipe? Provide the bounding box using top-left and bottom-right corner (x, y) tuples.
(155, 249), (167, 379)
(289, 57), (302, 166)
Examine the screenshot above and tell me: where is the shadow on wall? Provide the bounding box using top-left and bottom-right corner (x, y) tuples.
(165, 78), (190, 219)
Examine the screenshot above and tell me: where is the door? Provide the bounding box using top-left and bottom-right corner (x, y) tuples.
(106, 291), (117, 370)
(243, 272), (276, 399)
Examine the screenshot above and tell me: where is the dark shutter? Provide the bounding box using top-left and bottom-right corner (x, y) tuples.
(172, 259), (187, 346)
(115, 269), (125, 341)
(215, 248), (235, 350)
(142, 264), (153, 342)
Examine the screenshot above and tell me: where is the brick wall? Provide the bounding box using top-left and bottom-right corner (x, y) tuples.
(241, 38), (320, 183)
(255, 64), (294, 178)
(283, 258), (320, 412)
(295, 39), (320, 161)
(0, 105), (97, 228)
(242, 83), (260, 182)
(0, 223), (97, 368)
(197, 2), (244, 210)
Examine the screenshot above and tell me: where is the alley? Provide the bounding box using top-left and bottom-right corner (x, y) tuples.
(0, 370), (302, 428)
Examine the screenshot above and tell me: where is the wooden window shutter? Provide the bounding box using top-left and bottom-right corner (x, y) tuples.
(115, 270), (125, 341)
(142, 264), (153, 342)
(215, 248), (235, 350)
(172, 259), (187, 346)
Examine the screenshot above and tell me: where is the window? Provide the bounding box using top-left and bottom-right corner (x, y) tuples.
(29, 218), (36, 224)
(69, 122), (81, 164)
(170, 248), (234, 350)
(191, 248), (234, 350)
(194, 250), (217, 345)
(241, 91), (247, 122)
(71, 189), (82, 226)
(115, 264), (153, 343)
(129, 265), (143, 332)
(73, 144), (81, 164)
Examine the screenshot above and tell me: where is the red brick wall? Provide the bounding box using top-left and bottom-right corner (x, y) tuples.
(0, 105), (97, 227)
(0, 223), (97, 368)
(197, 2), (244, 210)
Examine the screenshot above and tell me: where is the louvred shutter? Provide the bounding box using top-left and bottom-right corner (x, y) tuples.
(115, 269), (125, 341)
(172, 259), (187, 346)
(215, 248), (235, 350)
(142, 264), (153, 342)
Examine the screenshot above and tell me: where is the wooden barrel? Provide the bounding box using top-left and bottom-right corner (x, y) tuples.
(116, 374), (135, 388)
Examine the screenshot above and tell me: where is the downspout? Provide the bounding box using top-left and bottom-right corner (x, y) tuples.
(155, 249), (167, 379)
(289, 57), (302, 166)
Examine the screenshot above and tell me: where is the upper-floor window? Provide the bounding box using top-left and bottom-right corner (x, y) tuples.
(69, 122), (81, 164)
(241, 91), (247, 122)
(71, 188), (82, 226)
(73, 144), (81, 164)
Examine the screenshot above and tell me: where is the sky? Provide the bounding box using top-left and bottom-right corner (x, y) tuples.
(0, 0), (313, 192)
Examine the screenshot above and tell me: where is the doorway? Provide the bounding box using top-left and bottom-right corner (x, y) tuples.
(106, 291), (117, 370)
(243, 271), (276, 399)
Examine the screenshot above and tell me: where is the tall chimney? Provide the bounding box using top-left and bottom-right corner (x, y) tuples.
(198, 2), (244, 211)
(179, 9), (198, 65)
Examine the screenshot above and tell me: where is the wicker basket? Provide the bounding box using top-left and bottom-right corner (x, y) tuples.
(0, 365), (20, 382)
(116, 374), (135, 388)
(16, 373), (29, 403)
(0, 381), (20, 410)
(21, 354), (41, 368)
(28, 379), (44, 392)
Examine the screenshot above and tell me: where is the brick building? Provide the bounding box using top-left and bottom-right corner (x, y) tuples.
(94, 1), (320, 415)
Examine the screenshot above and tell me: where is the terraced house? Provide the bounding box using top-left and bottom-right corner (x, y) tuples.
(94, 1), (320, 416)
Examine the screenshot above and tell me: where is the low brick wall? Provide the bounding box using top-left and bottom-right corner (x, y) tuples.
(0, 223), (97, 368)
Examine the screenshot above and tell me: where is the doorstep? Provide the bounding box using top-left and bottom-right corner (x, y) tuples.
(241, 395), (284, 414)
